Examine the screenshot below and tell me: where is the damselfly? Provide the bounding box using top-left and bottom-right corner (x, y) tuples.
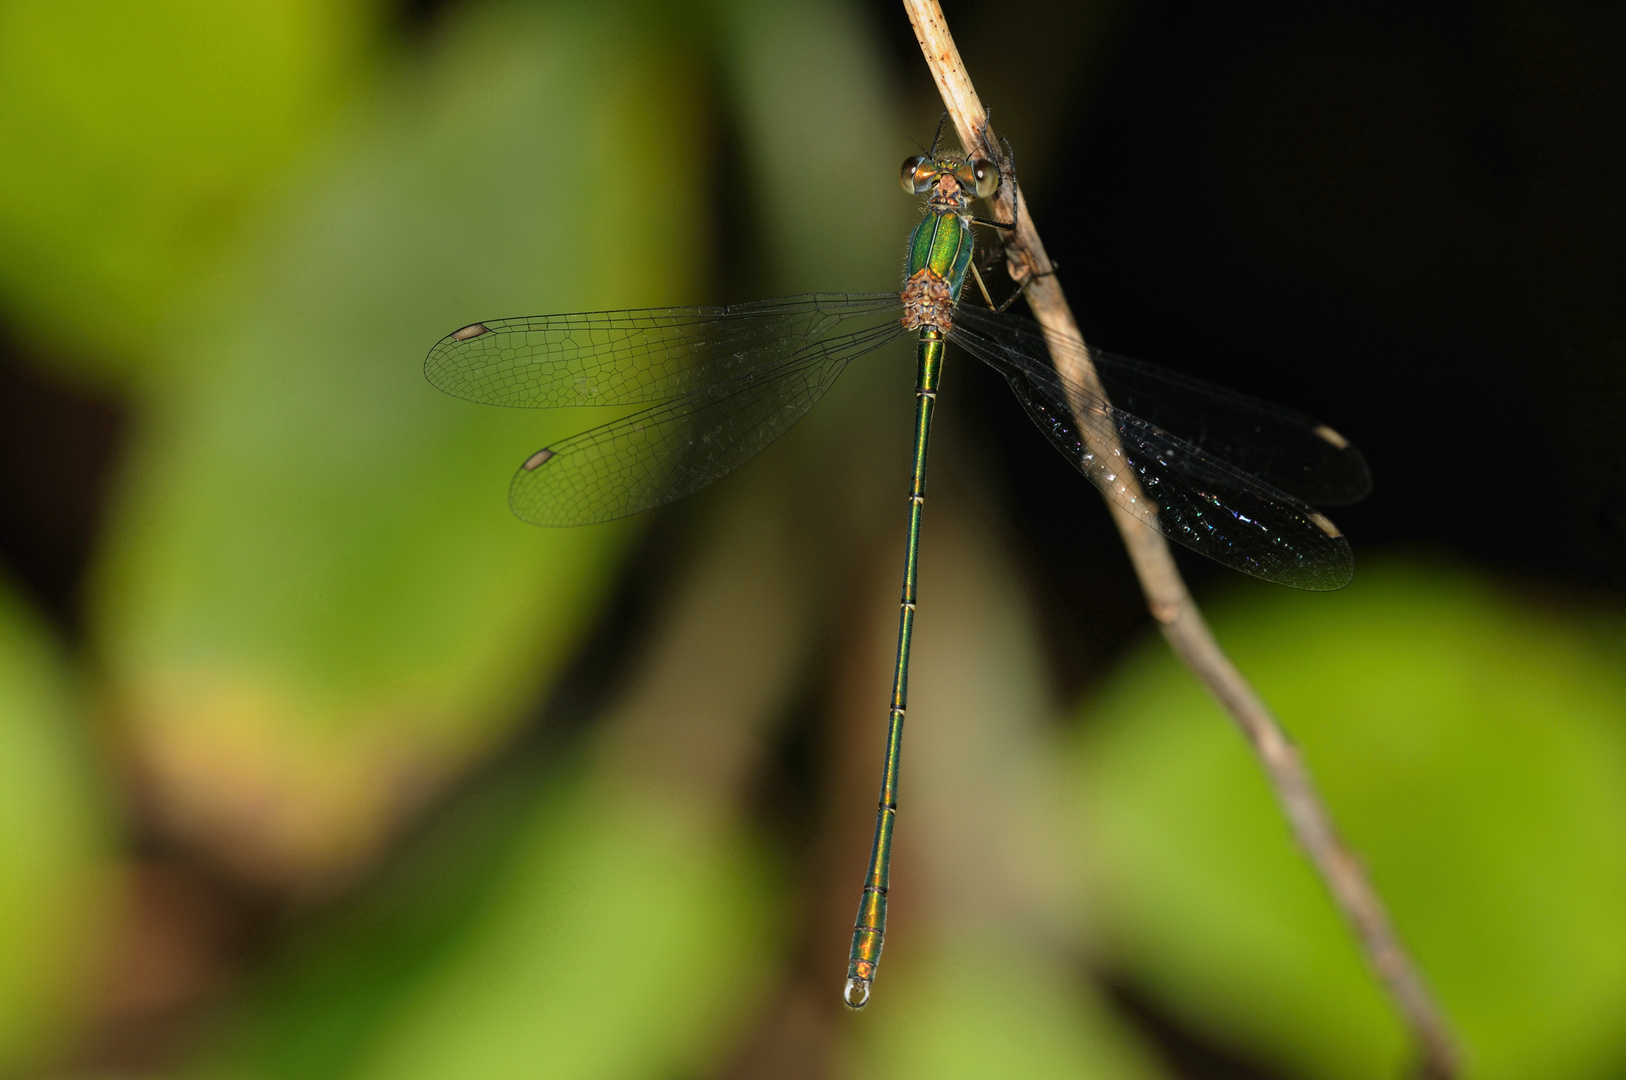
(425, 131), (1370, 1009)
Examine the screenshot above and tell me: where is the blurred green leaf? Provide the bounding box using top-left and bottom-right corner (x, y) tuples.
(190, 479), (817, 1080)
(197, 762), (780, 1080)
(0, 0), (379, 375)
(1078, 558), (1626, 1079)
(349, 781), (778, 1080)
(856, 937), (1167, 1080)
(90, 0), (709, 882)
(0, 579), (113, 1071)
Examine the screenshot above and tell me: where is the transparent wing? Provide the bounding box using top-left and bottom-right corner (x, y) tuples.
(426, 292), (902, 408)
(949, 309), (1354, 590)
(953, 305), (1371, 506)
(510, 322), (904, 525)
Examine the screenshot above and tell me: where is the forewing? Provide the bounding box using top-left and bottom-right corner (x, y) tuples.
(510, 322), (903, 525)
(949, 315), (1353, 590)
(952, 305), (1371, 506)
(427, 292), (901, 408)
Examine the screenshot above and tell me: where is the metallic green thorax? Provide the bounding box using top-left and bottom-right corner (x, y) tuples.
(845, 167), (978, 1009)
(905, 209), (974, 297)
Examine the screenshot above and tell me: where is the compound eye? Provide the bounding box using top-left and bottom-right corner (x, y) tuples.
(970, 158), (1000, 199)
(900, 155), (933, 194)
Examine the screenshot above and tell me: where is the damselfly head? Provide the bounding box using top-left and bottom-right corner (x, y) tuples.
(899, 154), (1000, 200)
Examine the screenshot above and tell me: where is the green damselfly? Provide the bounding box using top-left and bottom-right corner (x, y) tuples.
(426, 132), (1370, 1009)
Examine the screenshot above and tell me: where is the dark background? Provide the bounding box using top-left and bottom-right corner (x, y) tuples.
(919, 0), (1626, 688)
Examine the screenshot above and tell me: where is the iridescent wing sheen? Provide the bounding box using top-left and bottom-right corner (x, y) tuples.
(953, 304), (1371, 506)
(949, 306), (1356, 590)
(508, 322), (904, 525)
(426, 292), (902, 409)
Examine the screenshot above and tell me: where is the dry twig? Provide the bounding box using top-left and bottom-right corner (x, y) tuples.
(899, 2), (1459, 1076)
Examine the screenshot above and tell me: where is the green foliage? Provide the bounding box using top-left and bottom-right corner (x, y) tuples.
(340, 782), (776, 1080)
(854, 937), (1165, 1080)
(195, 762), (781, 1080)
(0, 0), (380, 374)
(0, 579), (112, 1071)
(1078, 558), (1626, 1079)
(87, 0), (708, 881)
